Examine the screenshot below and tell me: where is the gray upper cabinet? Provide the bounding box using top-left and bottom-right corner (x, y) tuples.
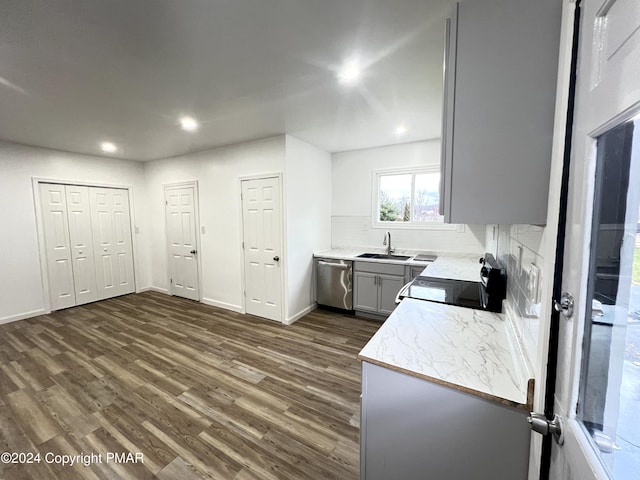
(440, 0), (562, 225)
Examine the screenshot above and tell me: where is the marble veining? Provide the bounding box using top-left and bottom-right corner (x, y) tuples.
(420, 255), (481, 282)
(358, 298), (530, 406)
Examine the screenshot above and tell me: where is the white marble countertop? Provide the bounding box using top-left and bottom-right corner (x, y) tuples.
(423, 255), (482, 282)
(358, 298), (533, 409)
(314, 248), (481, 272)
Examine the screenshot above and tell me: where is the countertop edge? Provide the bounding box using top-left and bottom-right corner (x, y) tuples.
(358, 354), (532, 412)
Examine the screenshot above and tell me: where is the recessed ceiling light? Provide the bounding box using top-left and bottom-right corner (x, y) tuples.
(395, 125), (407, 136)
(337, 61), (361, 85)
(100, 141), (117, 153)
(180, 116), (199, 131)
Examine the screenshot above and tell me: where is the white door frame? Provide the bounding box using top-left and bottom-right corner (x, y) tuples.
(527, 0), (579, 476)
(238, 172), (286, 319)
(32, 177), (139, 314)
(531, 0), (640, 477)
(163, 180), (202, 301)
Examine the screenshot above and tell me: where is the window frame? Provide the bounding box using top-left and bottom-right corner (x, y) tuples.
(371, 166), (459, 230)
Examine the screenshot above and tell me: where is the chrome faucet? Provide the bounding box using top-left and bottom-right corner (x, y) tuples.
(383, 231), (394, 256)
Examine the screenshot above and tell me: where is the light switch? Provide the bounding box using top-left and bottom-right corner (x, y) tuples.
(134, 226), (140, 234)
(201, 225), (206, 234)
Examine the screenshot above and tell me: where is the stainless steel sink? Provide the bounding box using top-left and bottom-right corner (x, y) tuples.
(356, 253), (411, 261)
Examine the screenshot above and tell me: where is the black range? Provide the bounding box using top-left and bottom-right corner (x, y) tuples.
(398, 253), (506, 313)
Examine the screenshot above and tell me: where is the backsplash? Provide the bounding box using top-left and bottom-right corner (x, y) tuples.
(332, 216), (487, 254)
(494, 224), (546, 363)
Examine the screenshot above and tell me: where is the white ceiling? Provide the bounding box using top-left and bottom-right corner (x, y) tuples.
(0, 0), (452, 161)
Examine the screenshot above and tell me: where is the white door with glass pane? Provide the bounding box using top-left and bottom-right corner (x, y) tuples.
(165, 184), (200, 301)
(545, 0), (640, 478)
(241, 177), (283, 322)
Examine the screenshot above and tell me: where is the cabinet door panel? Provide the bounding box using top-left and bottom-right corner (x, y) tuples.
(441, 0), (561, 224)
(377, 274), (404, 315)
(361, 362), (529, 480)
(354, 272), (378, 312)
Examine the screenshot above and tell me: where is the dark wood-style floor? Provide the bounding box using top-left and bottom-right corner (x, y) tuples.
(0, 292), (380, 479)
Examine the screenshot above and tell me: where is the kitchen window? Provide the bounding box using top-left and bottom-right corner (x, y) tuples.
(373, 167), (455, 229)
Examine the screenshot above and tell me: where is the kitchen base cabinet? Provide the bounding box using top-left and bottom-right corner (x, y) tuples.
(353, 262), (407, 319)
(360, 362), (530, 480)
(377, 274), (405, 315)
(353, 272), (378, 313)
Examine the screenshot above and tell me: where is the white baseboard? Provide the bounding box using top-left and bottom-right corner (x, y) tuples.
(138, 286), (169, 294)
(0, 308), (48, 325)
(284, 304), (316, 325)
(201, 297), (244, 313)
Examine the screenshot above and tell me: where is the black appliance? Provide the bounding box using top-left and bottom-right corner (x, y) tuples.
(398, 253), (506, 312)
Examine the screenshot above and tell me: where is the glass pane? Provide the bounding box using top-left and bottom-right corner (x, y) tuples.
(414, 172), (444, 223)
(379, 174), (411, 222)
(579, 118), (640, 478)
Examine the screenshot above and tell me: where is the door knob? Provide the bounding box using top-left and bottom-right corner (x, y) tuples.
(528, 412), (564, 445)
(273, 256), (280, 261)
(553, 291), (574, 318)
(190, 249), (197, 254)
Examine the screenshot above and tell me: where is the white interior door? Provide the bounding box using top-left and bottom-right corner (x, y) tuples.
(165, 185), (200, 301)
(545, 0), (640, 478)
(39, 183), (76, 310)
(241, 177), (283, 322)
(65, 185), (98, 305)
(90, 187), (135, 300)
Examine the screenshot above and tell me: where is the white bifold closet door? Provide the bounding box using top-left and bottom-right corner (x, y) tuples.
(90, 187), (135, 300)
(66, 185), (99, 305)
(39, 183), (135, 310)
(39, 183), (76, 310)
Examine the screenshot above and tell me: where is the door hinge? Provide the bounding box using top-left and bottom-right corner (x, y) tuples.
(242, 241), (244, 249)
(170, 278), (173, 284)
(165, 200), (168, 205)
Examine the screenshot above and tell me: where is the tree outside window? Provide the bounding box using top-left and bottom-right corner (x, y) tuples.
(376, 169), (444, 225)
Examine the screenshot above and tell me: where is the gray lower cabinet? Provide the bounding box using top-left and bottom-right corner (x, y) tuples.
(410, 265), (425, 280)
(353, 272), (378, 313)
(377, 274), (405, 315)
(360, 362), (530, 480)
(353, 262), (407, 317)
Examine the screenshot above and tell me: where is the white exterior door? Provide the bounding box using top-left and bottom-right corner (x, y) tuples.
(241, 177), (283, 322)
(165, 185), (200, 301)
(65, 185), (98, 305)
(39, 183), (76, 310)
(541, 0), (640, 478)
(90, 187), (135, 300)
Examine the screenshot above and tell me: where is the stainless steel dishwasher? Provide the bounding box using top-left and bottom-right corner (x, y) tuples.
(315, 258), (353, 311)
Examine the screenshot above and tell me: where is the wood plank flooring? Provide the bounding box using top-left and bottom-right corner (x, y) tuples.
(0, 292), (380, 479)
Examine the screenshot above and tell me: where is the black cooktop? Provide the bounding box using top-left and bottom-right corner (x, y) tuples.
(403, 276), (484, 310)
